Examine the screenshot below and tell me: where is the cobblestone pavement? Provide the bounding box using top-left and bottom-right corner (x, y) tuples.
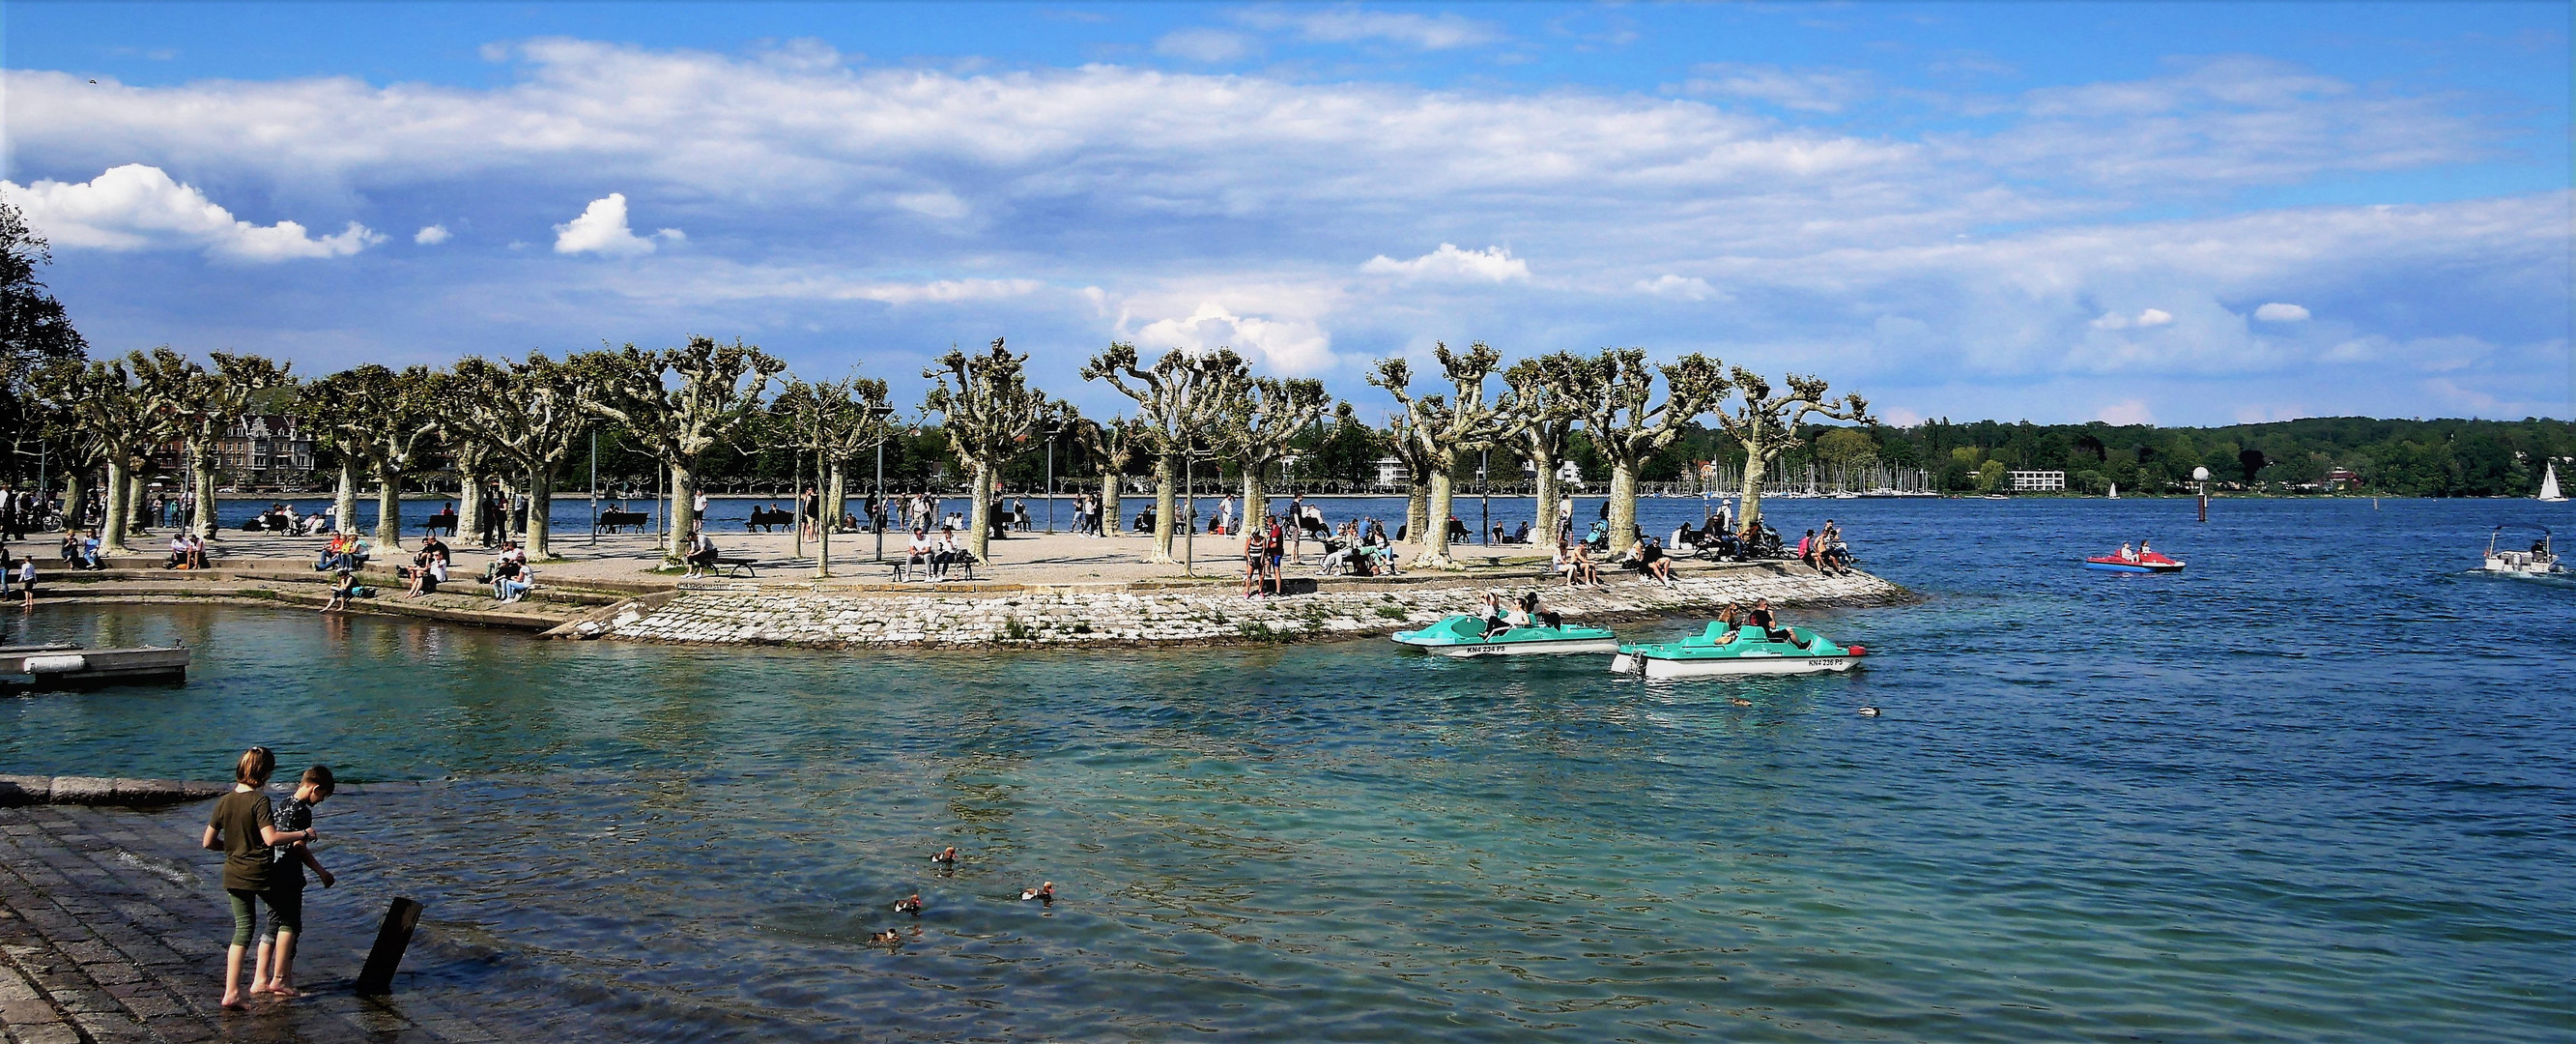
(0, 804), (502, 1044)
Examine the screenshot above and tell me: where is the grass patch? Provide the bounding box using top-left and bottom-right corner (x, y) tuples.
(1237, 620), (1277, 640)
(1374, 604), (1411, 620)
(1072, 621), (1093, 634)
(1001, 617), (1036, 642)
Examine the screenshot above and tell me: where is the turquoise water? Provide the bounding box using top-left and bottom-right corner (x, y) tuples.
(6, 499), (2571, 1041)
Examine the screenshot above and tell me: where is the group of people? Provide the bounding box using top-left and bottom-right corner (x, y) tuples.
(245, 503), (330, 536)
(1474, 589), (1566, 635)
(1794, 520), (1853, 576)
(1712, 598), (1809, 649)
(0, 487), (63, 540)
(201, 747), (338, 1009)
(0, 540), (41, 608)
(165, 531), (213, 570)
(902, 526), (979, 581)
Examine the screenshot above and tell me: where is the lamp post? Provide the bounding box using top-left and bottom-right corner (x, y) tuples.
(1044, 418), (1061, 535)
(2193, 465), (2211, 523)
(587, 428), (598, 546)
(872, 406), (897, 563)
(1478, 448), (1490, 545)
(1184, 438), (1196, 577)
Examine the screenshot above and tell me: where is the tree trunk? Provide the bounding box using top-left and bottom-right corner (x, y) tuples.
(457, 471), (487, 546)
(127, 470), (150, 534)
(332, 458), (359, 535)
(1405, 481), (1429, 547)
(1415, 466), (1458, 568)
(191, 443), (221, 538)
(1148, 453), (1178, 563)
(1607, 462), (1641, 557)
(373, 462), (403, 547)
(1240, 462), (1266, 537)
(826, 460), (847, 532)
(101, 456), (131, 549)
(1530, 443), (1560, 545)
(968, 459), (995, 562)
(1099, 472), (1122, 538)
(62, 469), (89, 534)
(668, 460), (698, 560)
(522, 461), (557, 560)
(1736, 443), (1769, 535)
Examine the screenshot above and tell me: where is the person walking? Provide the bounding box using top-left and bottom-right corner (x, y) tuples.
(201, 747), (315, 1011)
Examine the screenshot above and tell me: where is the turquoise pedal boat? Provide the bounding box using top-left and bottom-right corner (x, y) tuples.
(1610, 624), (1867, 680)
(1392, 615), (1622, 657)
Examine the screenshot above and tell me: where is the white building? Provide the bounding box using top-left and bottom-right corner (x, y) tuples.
(2009, 470), (2067, 492)
(1374, 457), (1410, 486)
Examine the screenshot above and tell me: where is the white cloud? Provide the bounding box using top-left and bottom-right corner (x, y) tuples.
(837, 277), (1042, 305)
(1360, 244), (1529, 283)
(1132, 302), (1335, 374)
(2096, 398), (2157, 425)
(2253, 302), (2310, 322)
(2134, 307), (2174, 328)
(1680, 64), (1872, 114)
(415, 224), (450, 245)
(1636, 274), (1714, 300)
(1155, 28), (1256, 63)
(553, 192), (662, 256)
(891, 191), (971, 220)
(1237, 7), (1501, 49)
(0, 163), (379, 261)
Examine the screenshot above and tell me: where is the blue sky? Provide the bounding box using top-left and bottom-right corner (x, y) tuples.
(4, 1), (2568, 425)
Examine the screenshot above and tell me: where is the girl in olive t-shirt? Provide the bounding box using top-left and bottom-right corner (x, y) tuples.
(201, 747), (316, 1010)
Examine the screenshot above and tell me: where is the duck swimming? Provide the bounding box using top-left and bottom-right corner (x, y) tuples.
(931, 847), (958, 864)
(1728, 697), (1753, 707)
(1021, 882), (1054, 903)
(1857, 706), (1881, 716)
(893, 894), (924, 915)
(870, 929), (902, 945)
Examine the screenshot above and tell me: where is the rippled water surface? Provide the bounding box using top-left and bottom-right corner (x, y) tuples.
(7, 498), (2572, 1041)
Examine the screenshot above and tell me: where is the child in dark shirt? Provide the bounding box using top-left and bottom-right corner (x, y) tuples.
(254, 766), (337, 998)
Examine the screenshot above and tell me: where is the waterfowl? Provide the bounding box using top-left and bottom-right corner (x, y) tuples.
(931, 847), (958, 864)
(1729, 697), (1753, 707)
(1021, 882), (1054, 902)
(1857, 706), (1881, 717)
(893, 894), (924, 914)
(870, 929), (902, 944)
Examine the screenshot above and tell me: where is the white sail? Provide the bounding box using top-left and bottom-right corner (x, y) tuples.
(2542, 461), (2565, 502)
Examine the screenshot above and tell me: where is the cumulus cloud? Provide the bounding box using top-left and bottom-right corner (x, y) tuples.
(415, 224), (450, 245)
(1132, 302), (1335, 374)
(2253, 302), (2310, 322)
(0, 163), (380, 261)
(2134, 307), (2174, 328)
(2096, 398), (2157, 425)
(1360, 244), (1529, 283)
(1236, 6), (1501, 49)
(1636, 274), (1715, 300)
(554, 193), (676, 256)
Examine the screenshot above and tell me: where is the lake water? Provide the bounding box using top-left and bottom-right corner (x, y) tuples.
(6, 498), (2570, 1041)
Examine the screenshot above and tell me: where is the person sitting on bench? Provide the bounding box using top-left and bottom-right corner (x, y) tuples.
(682, 527), (720, 579)
(931, 526), (976, 579)
(903, 528), (934, 580)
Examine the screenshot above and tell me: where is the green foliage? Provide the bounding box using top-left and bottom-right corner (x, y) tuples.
(1887, 416), (2571, 497)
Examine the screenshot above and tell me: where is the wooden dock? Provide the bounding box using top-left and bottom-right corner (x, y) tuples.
(0, 643), (191, 689)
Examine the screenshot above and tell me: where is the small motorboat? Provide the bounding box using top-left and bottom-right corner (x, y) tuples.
(1392, 615), (1621, 657)
(2084, 551), (2185, 573)
(1610, 623), (1866, 680)
(2480, 523), (2564, 578)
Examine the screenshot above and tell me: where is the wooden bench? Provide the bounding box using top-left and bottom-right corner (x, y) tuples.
(744, 508), (794, 533)
(712, 555), (758, 578)
(420, 513), (459, 536)
(594, 509), (649, 534)
(888, 555), (975, 582)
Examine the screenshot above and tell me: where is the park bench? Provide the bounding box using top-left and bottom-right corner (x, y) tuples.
(887, 554), (976, 583)
(711, 554), (758, 578)
(594, 508), (649, 534)
(744, 508), (794, 533)
(420, 512), (459, 536)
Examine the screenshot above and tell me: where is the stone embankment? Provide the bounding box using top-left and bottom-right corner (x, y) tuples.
(0, 775), (225, 806)
(592, 564), (1914, 648)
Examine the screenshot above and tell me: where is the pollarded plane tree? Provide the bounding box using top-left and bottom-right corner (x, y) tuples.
(1569, 348), (1728, 557)
(577, 336), (785, 558)
(1363, 361), (1437, 545)
(1080, 342), (1246, 564)
(771, 372), (896, 531)
(1212, 375), (1331, 534)
(130, 348), (291, 539)
(1370, 341), (1508, 568)
(442, 353), (594, 559)
(1069, 412), (1147, 536)
(292, 369), (381, 536)
(1499, 352), (1589, 547)
(422, 370), (506, 547)
(304, 364), (440, 546)
(22, 360), (100, 528)
(1711, 366), (1873, 535)
(921, 337), (1056, 564)
(62, 359), (161, 551)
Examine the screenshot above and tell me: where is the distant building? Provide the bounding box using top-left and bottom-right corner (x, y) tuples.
(1374, 456), (1410, 486)
(1557, 460), (1584, 486)
(2326, 468), (2361, 491)
(219, 415), (315, 478)
(2009, 470), (2067, 492)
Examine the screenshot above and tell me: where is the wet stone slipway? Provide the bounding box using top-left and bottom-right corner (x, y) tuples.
(0, 800), (504, 1044)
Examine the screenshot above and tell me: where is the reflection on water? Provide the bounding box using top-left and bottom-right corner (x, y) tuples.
(5, 498), (2572, 1042)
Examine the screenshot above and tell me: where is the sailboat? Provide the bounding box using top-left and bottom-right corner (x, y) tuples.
(2107, 482), (2120, 500)
(2542, 461), (2566, 503)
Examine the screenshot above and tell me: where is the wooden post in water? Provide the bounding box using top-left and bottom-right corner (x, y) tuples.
(354, 897), (423, 996)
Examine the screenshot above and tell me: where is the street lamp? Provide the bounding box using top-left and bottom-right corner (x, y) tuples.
(1478, 448), (1490, 546)
(1044, 418), (1062, 535)
(872, 405), (898, 563)
(2193, 465), (2211, 523)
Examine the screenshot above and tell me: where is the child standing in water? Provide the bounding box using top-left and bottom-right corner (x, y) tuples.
(201, 747), (316, 1009)
(255, 766), (338, 998)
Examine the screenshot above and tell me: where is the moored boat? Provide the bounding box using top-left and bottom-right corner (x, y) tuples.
(1610, 623), (1866, 680)
(1392, 615), (1621, 657)
(1, 644), (191, 689)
